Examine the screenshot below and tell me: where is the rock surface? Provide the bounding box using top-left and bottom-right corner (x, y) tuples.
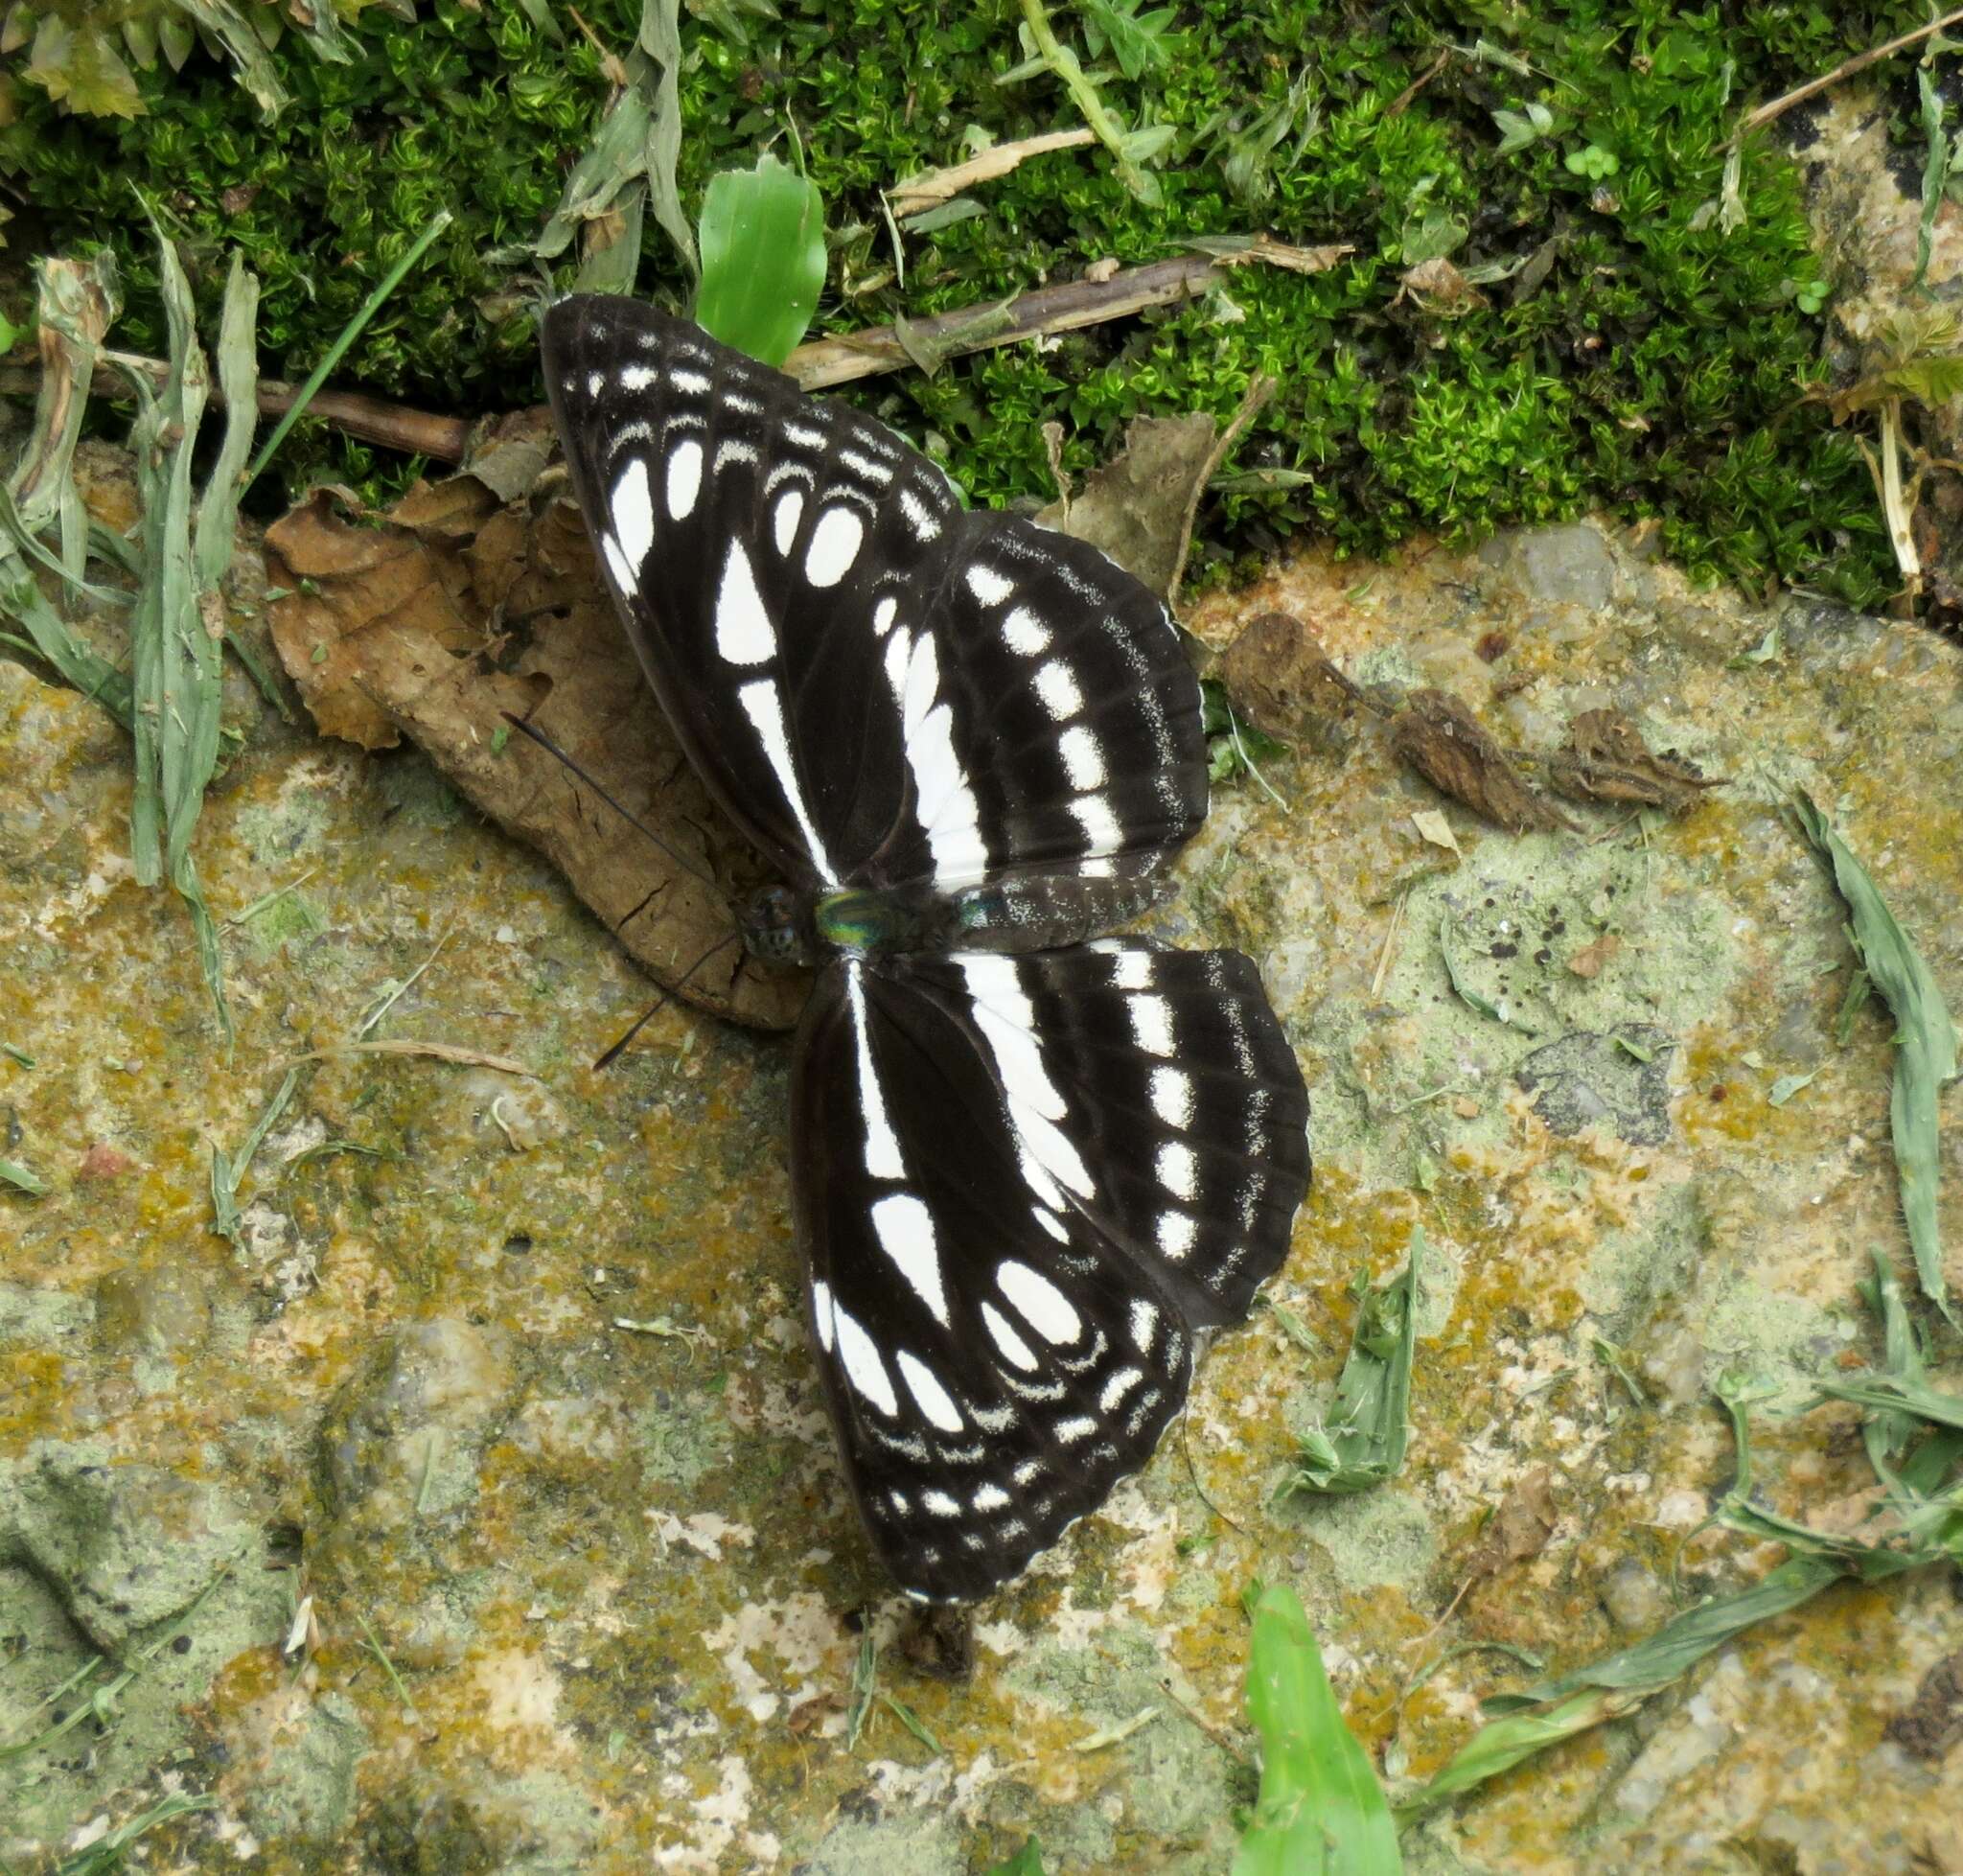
(2, 509), (1960, 1872)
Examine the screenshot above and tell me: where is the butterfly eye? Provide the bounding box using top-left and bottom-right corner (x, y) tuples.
(741, 884), (814, 964)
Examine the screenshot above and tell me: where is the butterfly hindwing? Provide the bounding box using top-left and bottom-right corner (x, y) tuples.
(794, 941), (1308, 1601)
(542, 296), (1207, 900)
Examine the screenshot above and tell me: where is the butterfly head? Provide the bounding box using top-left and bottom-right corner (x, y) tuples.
(739, 883), (819, 966)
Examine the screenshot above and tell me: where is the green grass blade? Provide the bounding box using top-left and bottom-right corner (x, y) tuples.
(1793, 792), (1959, 1327)
(1859, 1248), (1927, 1469)
(534, 87), (654, 263)
(1282, 1227), (1422, 1495)
(211, 1066), (301, 1241)
(0, 576), (133, 730)
(1, 1158), (47, 1195)
(694, 153), (826, 367)
(242, 209), (452, 497)
(1397, 1683), (1653, 1818)
(1484, 1555), (1843, 1717)
(1816, 1373), (1963, 1434)
(1233, 1582), (1401, 1875)
(193, 255), (261, 590)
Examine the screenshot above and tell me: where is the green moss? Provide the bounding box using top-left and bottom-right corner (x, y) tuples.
(3, 0), (1928, 599)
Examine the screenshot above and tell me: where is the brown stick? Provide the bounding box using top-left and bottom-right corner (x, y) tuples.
(0, 253), (1223, 462)
(0, 352), (474, 461)
(1732, 6), (1963, 142)
(787, 253), (1221, 389)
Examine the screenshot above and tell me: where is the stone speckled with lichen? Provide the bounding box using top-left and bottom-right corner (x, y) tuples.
(2, 494), (1961, 1872)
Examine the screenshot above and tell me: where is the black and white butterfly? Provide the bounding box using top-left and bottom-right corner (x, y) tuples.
(542, 295), (1310, 1603)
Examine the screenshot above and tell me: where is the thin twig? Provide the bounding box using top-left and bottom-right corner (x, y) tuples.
(1732, 8), (1963, 143)
(6, 256), (1227, 463)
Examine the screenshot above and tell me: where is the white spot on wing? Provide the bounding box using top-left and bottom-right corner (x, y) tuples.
(1033, 659), (1083, 720)
(1003, 606), (1050, 656)
(665, 438), (703, 520)
(1054, 1415), (1097, 1444)
(923, 1490), (961, 1517)
(1156, 1142), (1197, 1199)
(973, 1483), (1010, 1513)
(1150, 1066), (1194, 1128)
(600, 533), (635, 595)
(900, 488), (941, 540)
(736, 679), (838, 883)
(805, 507), (864, 587)
(1058, 726), (1106, 791)
(715, 539), (775, 666)
(902, 636), (986, 884)
(1156, 1212), (1197, 1260)
(811, 1280), (835, 1352)
(896, 1349), (963, 1432)
(833, 1304), (897, 1416)
(611, 458), (655, 578)
(871, 1194), (949, 1328)
(773, 488), (803, 556)
(998, 1260), (1082, 1346)
(847, 966), (904, 1180)
(1130, 995), (1176, 1056)
(982, 1301), (1039, 1372)
(967, 565), (1013, 606)
(670, 368), (710, 394)
(1100, 1367), (1143, 1412)
(1071, 794), (1122, 857)
(1129, 1298), (1159, 1354)
(620, 363), (654, 390)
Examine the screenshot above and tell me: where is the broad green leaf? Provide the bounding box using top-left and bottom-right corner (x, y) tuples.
(0, 1157), (46, 1195)
(1793, 792), (1959, 1326)
(1282, 1229), (1421, 1496)
(695, 153), (826, 368)
(1233, 1582), (1401, 1876)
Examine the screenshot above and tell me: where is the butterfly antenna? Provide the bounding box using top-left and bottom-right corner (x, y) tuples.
(499, 710), (721, 892)
(593, 932), (744, 1070)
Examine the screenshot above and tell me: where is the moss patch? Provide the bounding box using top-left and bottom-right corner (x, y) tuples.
(5, 2), (1931, 601)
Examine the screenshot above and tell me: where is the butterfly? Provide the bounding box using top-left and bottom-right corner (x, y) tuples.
(541, 294), (1310, 1603)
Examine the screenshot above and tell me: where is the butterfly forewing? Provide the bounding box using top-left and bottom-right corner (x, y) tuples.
(795, 942), (1308, 1601)
(543, 297), (1207, 903)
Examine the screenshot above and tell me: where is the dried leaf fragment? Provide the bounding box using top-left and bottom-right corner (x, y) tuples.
(1566, 932), (1622, 980)
(1545, 707), (1722, 814)
(1464, 1467), (1559, 1581)
(1389, 688), (1576, 834)
(1035, 377), (1273, 601)
(266, 466), (806, 1031)
(1216, 610), (1372, 740)
(888, 128), (1097, 218)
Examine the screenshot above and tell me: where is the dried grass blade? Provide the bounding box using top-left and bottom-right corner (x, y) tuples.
(1793, 792), (1959, 1326)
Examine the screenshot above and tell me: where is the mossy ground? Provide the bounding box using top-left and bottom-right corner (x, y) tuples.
(2, 1), (1943, 604)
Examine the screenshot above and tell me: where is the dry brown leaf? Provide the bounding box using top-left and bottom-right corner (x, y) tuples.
(888, 128), (1097, 218)
(1544, 706), (1723, 815)
(1216, 610), (1371, 742)
(1566, 932), (1622, 980)
(1394, 255), (1487, 313)
(1037, 379), (1275, 602)
(266, 447), (807, 1031)
(1389, 688), (1577, 835)
(1464, 1466), (1559, 1581)
(1211, 234), (1355, 276)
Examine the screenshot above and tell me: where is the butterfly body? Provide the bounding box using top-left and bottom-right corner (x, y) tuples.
(543, 296), (1311, 1602)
